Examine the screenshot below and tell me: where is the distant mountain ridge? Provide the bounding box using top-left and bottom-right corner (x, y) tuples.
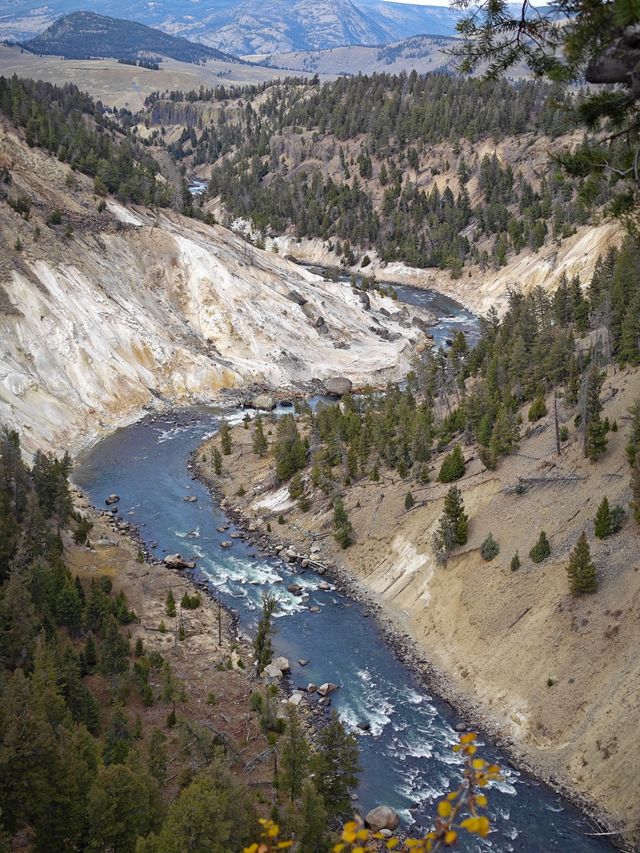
(23, 11), (240, 63)
(0, 0), (466, 50)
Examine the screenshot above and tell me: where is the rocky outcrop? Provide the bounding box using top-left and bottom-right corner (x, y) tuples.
(323, 377), (353, 396)
(365, 806), (400, 831)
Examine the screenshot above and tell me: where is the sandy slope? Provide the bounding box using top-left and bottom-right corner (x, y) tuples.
(204, 367), (640, 844)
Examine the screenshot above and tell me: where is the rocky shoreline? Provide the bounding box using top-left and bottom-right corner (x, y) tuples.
(189, 442), (621, 846)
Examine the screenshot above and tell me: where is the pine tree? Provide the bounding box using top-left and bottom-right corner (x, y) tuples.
(212, 447), (222, 475)
(480, 532), (500, 561)
(252, 416), (268, 457)
(489, 405), (520, 458)
(583, 366), (607, 461)
(253, 592), (276, 675)
(288, 472), (304, 501)
(437, 444), (465, 483)
(165, 589), (176, 617)
(219, 422), (233, 456)
(333, 497), (353, 549)
(404, 491), (415, 510)
(529, 530), (551, 563)
(593, 496), (612, 539)
(567, 532), (598, 594)
(432, 485), (468, 563)
(510, 551), (521, 571)
(279, 707), (310, 803)
(311, 712), (361, 820)
(296, 782), (327, 853)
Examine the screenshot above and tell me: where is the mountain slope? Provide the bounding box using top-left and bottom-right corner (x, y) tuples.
(0, 119), (429, 453)
(0, 0), (463, 47)
(24, 11), (238, 63)
(252, 34), (456, 76)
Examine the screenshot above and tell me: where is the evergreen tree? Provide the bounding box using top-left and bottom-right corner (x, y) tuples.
(311, 712), (360, 820)
(437, 444), (466, 483)
(333, 497), (353, 549)
(489, 405), (520, 458)
(583, 367), (607, 461)
(165, 589), (176, 617)
(98, 614), (130, 675)
(279, 707), (310, 803)
(87, 756), (161, 853)
(252, 416), (268, 456)
(529, 530), (551, 563)
(404, 491), (415, 510)
(212, 448), (222, 475)
(594, 496), (612, 539)
(510, 551), (521, 571)
(567, 532), (598, 595)
(219, 422), (232, 456)
(480, 532), (500, 561)
(253, 592), (276, 675)
(296, 782), (327, 853)
(432, 485), (468, 563)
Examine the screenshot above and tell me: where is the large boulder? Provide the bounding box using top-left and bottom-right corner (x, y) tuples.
(365, 806), (401, 832)
(252, 393), (276, 411)
(317, 682), (338, 697)
(323, 377), (353, 397)
(105, 494), (120, 505)
(164, 553), (195, 570)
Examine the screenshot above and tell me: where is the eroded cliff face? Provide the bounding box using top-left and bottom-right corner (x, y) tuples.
(0, 124), (426, 454)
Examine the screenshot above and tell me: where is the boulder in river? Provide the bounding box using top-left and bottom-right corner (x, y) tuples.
(273, 656), (290, 673)
(183, 495), (197, 502)
(220, 540), (233, 549)
(287, 583), (303, 596)
(298, 659), (310, 667)
(252, 393), (276, 411)
(164, 553), (195, 570)
(365, 806), (400, 832)
(323, 376), (353, 397)
(105, 494), (120, 505)
(317, 682), (338, 697)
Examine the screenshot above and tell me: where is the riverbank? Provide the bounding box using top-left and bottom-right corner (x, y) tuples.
(193, 374), (640, 849)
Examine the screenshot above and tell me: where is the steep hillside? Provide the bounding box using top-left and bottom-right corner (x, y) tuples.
(24, 11), (239, 64)
(0, 119), (430, 454)
(199, 364), (640, 844)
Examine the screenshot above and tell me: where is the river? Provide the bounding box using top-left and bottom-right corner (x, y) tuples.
(73, 272), (613, 851)
(74, 406), (614, 852)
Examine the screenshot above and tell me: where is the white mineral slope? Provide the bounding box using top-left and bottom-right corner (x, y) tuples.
(0, 203), (426, 456)
(267, 220), (622, 315)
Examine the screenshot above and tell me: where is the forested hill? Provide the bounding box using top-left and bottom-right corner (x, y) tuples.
(0, 75), (186, 208)
(152, 73), (610, 274)
(24, 12), (239, 64)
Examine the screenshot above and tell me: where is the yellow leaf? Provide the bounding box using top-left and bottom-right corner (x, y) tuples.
(447, 791), (457, 801)
(437, 801), (452, 818)
(342, 831), (357, 844)
(243, 845), (259, 853)
(277, 843), (294, 849)
(461, 817), (480, 833)
(459, 732), (477, 744)
(477, 816), (491, 837)
(356, 830), (369, 841)
(444, 830), (458, 845)
(472, 758), (487, 770)
(464, 744), (477, 755)
(344, 822), (358, 833)
(387, 839), (400, 849)
(267, 826), (279, 839)
(475, 793), (488, 807)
